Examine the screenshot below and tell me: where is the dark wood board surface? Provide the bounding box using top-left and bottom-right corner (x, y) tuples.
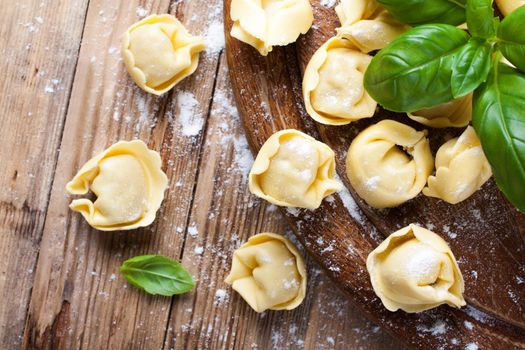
(225, 0), (525, 348)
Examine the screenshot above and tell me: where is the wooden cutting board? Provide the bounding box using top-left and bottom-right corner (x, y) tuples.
(224, 0), (525, 348)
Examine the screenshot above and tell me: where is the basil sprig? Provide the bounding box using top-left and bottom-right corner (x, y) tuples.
(377, 0), (467, 26)
(497, 6), (525, 72)
(364, 0), (525, 213)
(120, 255), (195, 296)
(473, 62), (525, 212)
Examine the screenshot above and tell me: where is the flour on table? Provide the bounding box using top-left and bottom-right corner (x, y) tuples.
(320, 0), (337, 7)
(176, 91), (205, 137)
(136, 6), (148, 18)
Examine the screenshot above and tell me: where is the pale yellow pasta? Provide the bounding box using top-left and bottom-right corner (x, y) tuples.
(345, 120), (433, 208)
(367, 224), (466, 313)
(408, 94), (472, 128)
(225, 233), (307, 312)
(495, 0), (525, 15)
(424, 126), (492, 204)
(122, 14), (205, 95)
(230, 0), (313, 56)
(249, 129), (342, 209)
(66, 140), (168, 231)
(303, 37), (376, 125)
(335, 0), (409, 53)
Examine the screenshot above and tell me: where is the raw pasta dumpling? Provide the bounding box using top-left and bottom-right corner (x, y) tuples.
(249, 129), (342, 209)
(335, 0), (409, 53)
(345, 120), (433, 208)
(230, 0), (313, 56)
(225, 233), (307, 312)
(424, 126), (492, 204)
(408, 94), (472, 128)
(495, 0), (525, 15)
(367, 224), (466, 313)
(66, 140), (168, 231)
(122, 14), (205, 95)
(303, 37), (376, 125)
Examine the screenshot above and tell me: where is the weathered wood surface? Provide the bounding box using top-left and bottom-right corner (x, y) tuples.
(226, 0), (525, 349)
(0, 0), (404, 349)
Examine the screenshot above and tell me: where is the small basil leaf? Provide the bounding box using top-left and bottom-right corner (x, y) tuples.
(466, 0), (496, 39)
(364, 24), (470, 112)
(497, 5), (525, 73)
(472, 62), (525, 213)
(451, 38), (492, 98)
(120, 255), (195, 296)
(376, 0), (466, 26)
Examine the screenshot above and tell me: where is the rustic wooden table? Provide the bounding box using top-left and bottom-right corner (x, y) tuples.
(0, 1), (408, 349)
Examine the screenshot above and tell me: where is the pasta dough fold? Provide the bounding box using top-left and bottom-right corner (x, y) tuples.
(230, 0), (313, 56)
(408, 94), (472, 128)
(335, 0), (408, 53)
(345, 120), (433, 208)
(66, 140), (168, 231)
(225, 233), (307, 312)
(303, 37), (376, 125)
(122, 14), (205, 95)
(249, 129), (342, 209)
(367, 224), (465, 313)
(424, 126), (492, 204)
(495, 0), (525, 15)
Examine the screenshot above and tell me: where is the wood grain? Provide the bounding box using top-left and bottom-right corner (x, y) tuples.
(225, 0), (525, 348)
(0, 1), (90, 348)
(0, 0), (404, 349)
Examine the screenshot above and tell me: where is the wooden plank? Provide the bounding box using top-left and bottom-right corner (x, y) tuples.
(0, 0), (90, 348)
(21, 0), (226, 348)
(163, 54), (404, 350)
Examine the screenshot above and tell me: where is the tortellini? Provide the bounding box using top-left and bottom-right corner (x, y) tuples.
(367, 224), (466, 313)
(66, 140), (169, 231)
(230, 0), (313, 56)
(122, 14), (205, 95)
(424, 126), (492, 204)
(495, 0), (525, 16)
(335, 0), (409, 53)
(225, 233), (307, 312)
(249, 129), (342, 209)
(407, 94), (472, 128)
(303, 37), (377, 125)
(345, 120), (433, 208)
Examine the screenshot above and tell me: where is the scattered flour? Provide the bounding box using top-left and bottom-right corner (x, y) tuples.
(205, 20), (225, 55)
(335, 173), (364, 223)
(136, 6), (148, 18)
(214, 289), (228, 304)
(176, 91), (205, 137)
(187, 224), (199, 237)
(320, 0), (337, 7)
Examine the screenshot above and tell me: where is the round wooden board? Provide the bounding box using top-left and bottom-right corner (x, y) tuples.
(224, 1), (525, 348)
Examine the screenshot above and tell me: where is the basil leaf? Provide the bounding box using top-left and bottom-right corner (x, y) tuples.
(466, 0), (496, 39)
(364, 24), (470, 112)
(472, 62), (525, 213)
(120, 255), (195, 296)
(376, 0), (466, 26)
(451, 38), (492, 98)
(497, 5), (525, 73)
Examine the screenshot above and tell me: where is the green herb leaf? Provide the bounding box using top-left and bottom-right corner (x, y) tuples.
(376, 0), (466, 26)
(451, 38), (492, 98)
(472, 62), (525, 213)
(497, 5), (525, 73)
(364, 24), (469, 112)
(466, 0), (496, 39)
(120, 255), (195, 296)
